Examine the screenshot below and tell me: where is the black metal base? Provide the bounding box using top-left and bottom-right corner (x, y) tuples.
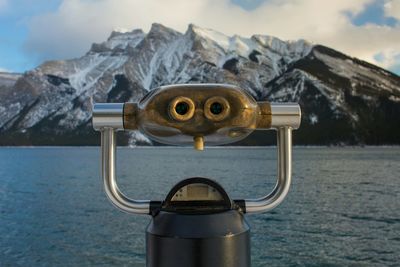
(146, 210), (250, 267)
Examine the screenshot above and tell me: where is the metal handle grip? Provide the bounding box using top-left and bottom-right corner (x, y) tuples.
(101, 128), (151, 214)
(244, 127), (292, 213)
(93, 102), (300, 215)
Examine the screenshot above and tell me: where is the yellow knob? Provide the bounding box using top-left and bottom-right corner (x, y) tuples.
(193, 136), (204, 151)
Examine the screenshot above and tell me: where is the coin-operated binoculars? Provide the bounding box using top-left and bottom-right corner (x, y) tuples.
(93, 84), (301, 267)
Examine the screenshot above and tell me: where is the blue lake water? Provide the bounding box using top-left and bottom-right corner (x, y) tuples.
(0, 147), (399, 266)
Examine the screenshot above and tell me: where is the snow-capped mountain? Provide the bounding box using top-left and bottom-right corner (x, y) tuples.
(0, 23), (399, 145)
(0, 72), (21, 88)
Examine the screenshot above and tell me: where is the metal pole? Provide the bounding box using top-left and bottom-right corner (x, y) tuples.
(244, 127), (292, 213)
(101, 128), (150, 214)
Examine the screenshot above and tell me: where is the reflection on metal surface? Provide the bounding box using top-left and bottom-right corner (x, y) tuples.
(135, 84), (259, 146)
(244, 127), (292, 213)
(270, 103), (301, 129)
(92, 83), (301, 215)
(94, 84), (301, 148)
(171, 183), (224, 201)
(93, 103), (124, 130)
(101, 128), (150, 214)
(93, 84), (301, 148)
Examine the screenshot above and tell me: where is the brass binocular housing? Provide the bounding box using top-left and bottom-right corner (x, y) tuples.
(93, 84), (301, 150)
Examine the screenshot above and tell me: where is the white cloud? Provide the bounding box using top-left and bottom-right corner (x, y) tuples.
(24, 0), (400, 73)
(385, 0), (400, 20)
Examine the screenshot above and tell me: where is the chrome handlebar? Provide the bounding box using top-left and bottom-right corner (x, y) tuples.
(92, 84), (301, 215)
(101, 128), (151, 214)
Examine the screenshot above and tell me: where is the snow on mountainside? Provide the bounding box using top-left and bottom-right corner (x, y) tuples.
(0, 23), (399, 146)
(0, 72), (21, 89)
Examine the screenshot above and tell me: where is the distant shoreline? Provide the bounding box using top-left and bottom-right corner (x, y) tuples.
(0, 145), (399, 149)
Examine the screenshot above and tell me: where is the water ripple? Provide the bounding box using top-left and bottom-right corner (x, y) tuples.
(0, 147), (399, 266)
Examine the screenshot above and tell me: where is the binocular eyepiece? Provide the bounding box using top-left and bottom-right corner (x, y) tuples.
(169, 96), (195, 121)
(169, 96), (230, 123)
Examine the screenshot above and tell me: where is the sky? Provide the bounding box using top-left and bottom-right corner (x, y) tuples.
(0, 0), (399, 75)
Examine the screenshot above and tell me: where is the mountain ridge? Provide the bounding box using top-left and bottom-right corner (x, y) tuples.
(0, 23), (399, 146)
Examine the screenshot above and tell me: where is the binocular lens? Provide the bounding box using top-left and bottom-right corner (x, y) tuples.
(204, 97), (230, 121)
(175, 102), (190, 115)
(170, 97), (195, 121)
(210, 102), (223, 115)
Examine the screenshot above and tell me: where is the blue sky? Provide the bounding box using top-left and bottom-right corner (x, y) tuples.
(0, 0), (62, 71)
(0, 0), (399, 75)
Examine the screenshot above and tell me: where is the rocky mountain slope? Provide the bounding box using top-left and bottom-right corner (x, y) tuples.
(0, 23), (399, 146)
